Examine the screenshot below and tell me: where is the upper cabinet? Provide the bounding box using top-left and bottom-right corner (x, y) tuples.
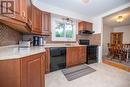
(0, 0), (32, 32)
(78, 21), (93, 31)
(31, 8), (51, 35)
(42, 11), (51, 35)
(31, 5), (42, 34)
(0, 0), (26, 22)
(0, 0), (51, 35)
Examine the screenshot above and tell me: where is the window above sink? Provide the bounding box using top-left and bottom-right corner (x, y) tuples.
(51, 14), (77, 42)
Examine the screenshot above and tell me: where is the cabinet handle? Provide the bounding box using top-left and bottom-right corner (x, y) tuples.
(28, 19), (32, 27)
(22, 11), (25, 18)
(28, 19), (31, 24)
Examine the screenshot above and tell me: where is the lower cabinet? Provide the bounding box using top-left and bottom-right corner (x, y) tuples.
(21, 53), (45, 87)
(0, 53), (45, 87)
(78, 46), (86, 64)
(45, 48), (50, 73)
(66, 46), (86, 67)
(0, 59), (21, 87)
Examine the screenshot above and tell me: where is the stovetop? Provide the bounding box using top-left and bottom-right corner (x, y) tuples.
(79, 40), (98, 47)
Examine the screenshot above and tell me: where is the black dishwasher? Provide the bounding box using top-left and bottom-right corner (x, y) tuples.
(50, 47), (66, 72)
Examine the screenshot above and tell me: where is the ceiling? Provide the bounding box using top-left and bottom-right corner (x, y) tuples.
(39, 0), (130, 17)
(103, 7), (130, 27)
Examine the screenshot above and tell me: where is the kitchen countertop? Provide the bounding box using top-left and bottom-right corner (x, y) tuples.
(0, 45), (46, 60)
(0, 44), (86, 60)
(43, 43), (87, 48)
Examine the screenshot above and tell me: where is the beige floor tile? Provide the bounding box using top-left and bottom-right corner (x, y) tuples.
(45, 63), (130, 87)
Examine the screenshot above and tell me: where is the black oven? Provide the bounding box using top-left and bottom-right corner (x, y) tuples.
(79, 40), (98, 64)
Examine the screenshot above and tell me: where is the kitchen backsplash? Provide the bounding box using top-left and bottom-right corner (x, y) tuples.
(0, 22), (101, 46)
(44, 34), (101, 45)
(0, 23), (22, 46)
(77, 33), (101, 46)
(43, 35), (77, 43)
(22, 35), (77, 43)
(0, 23), (101, 46)
(23, 34), (101, 46)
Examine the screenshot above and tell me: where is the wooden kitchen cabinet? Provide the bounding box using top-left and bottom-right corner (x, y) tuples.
(0, 0), (31, 23)
(0, 59), (21, 87)
(78, 21), (93, 31)
(0, 0), (32, 32)
(31, 9), (51, 35)
(45, 48), (50, 73)
(21, 53), (45, 87)
(31, 5), (42, 34)
(0, 53), (45, 87)
(0, 0), (24, 22)
(66, 46), (86, 67)
(67, 47), (76, 67)
(42, 11), (51, 35)
(78, 46), (86, 64)
(0, 0), (51, 35)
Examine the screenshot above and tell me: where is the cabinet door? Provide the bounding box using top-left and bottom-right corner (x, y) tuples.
(0, 0), (26, 22)
(21, 53), (45, 87)
(20, 0), (32, 23)
(26, 0), (32, 28)
(66, 47), (79, 67)
(66, 47), (74, 67)
(78, 46), (86, 64)
(111, 32), (123, 44)
(32, 6), (42, 34)
(78, 21), (93, 31)
(0, 59), (20, 87)
(42, 12), (51, 35)
(78, 22), (86, 31)
(86, 22), (93, 31)
(45, 48), (50, 73)
(66, 47), (86, 67)
(19, 0), (27, 22)
(117, 33), (123, 44)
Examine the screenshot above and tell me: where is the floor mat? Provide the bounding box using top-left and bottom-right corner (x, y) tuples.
(62, 64), (96, 81)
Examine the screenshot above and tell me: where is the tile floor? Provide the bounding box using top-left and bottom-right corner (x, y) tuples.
(45, 63), (130, 87)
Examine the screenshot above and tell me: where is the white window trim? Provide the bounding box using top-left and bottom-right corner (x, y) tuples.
(51, 15), (77, 42)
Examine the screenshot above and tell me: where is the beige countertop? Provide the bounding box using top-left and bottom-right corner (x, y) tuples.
(0, 44), (86, 60)
(0, 45), (46, 61)
(43, 43), (87, 48)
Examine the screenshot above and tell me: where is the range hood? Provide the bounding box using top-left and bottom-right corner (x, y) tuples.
(79, 30), (95, 35)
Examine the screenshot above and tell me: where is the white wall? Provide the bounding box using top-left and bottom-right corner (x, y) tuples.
(102, 25), (113, 56)
(93, 17), (103, 63)
(113, 25), (130, 44)
(93, 3), (130, 63)
(32, 0), (92, 22)
(93, 17), (103, 34)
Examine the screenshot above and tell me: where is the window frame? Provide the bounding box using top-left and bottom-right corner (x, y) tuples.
(51, 16), (77, 42)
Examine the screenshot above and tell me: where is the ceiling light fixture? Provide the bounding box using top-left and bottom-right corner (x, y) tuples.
(81, 0), (89, 4)
(62, 18), (73, 25)
(116, 16), (124, 23)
